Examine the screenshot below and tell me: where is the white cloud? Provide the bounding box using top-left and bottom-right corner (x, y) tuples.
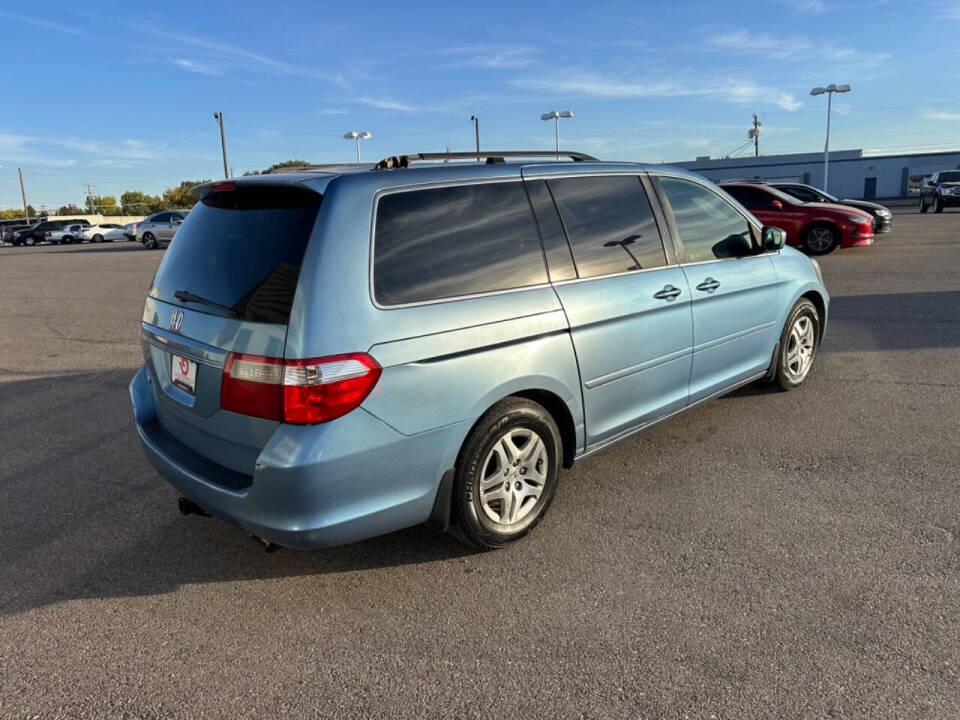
(782, 0), (825, 13)
(443, 45), (539, 68)
(355, 95), (416, 112)
(708, 29), (888, 66)
(133, 26), (346, 87)
(170, 58), (222, 76)
(925, 111), (960, 121)
(0, 10), (89, 37)
(512, 73), (803, 111)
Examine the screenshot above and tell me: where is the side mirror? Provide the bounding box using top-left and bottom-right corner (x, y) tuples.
(762, 226), (786, 251)
(771, 199), (784, 210)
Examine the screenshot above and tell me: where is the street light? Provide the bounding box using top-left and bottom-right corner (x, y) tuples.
(809, 84), (850, 193)
(343, 131), (371, 164)
(540, 110), (573, 160)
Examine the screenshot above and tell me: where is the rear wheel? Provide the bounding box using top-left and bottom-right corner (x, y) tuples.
(452, 397), (561, 549)
(919, 195), (928, 213)
(25, 236), (35, 247)
(801, 224), (839, 255)
(773, 299), (820, 390)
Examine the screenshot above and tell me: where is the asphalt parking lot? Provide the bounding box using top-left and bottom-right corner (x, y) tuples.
(1, 208), (959, 718)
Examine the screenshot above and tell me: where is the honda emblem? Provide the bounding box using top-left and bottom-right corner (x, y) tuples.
(169, 309), (184, 332)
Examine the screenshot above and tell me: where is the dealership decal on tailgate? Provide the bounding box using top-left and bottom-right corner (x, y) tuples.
(171, 354), (197, 394)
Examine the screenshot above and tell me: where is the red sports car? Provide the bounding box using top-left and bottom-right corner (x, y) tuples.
(720, 182), (874, 255)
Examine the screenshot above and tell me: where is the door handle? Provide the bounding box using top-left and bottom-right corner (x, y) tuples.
(653, 284), (682, 300)
(696, 277), (721, 292)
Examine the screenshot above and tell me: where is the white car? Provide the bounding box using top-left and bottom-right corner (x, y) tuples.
(80, 223), (125, 243)
(46, 223), (89, 245)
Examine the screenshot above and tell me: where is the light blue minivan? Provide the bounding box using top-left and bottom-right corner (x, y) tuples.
(130, 151), (828, 550)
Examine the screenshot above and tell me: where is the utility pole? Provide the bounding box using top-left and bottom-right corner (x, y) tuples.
(749, 115), (761, 157)
(213, 111), (229, 179)
(470, 115), (480, 162)
(84, 184), (96, 214)
(18, 167), (30, 222)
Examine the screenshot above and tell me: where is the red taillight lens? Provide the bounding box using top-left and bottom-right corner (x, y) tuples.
(220, 352), (380, 424)
(221, 353), (283, 420)
(282, 353), (381, 424)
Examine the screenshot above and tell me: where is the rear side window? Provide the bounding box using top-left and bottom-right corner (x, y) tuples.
(724, 186), (773, 207)
(660, 177), (755, 263)
(373, 182), (548, 306)
(548, 175), (666, 278)
(149, 186), (322, 324)
(150, 213), (170, 223)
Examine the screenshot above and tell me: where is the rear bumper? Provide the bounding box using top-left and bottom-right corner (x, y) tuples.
(130, 366), (465, 548)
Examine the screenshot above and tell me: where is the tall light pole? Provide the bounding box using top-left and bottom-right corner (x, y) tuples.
(540, 110), (573, 160)
(809, 84), (850, 193)
(213, 111), (229, 179)
(470, 116), (480, 162)
(343, 131), (371, 164)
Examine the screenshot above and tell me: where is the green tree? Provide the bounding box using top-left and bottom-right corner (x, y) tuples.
(57, 204), (84, 215)
(161, 180), (208, 209)
(243, 159), (310, 176)
(120, 190), (161, 215)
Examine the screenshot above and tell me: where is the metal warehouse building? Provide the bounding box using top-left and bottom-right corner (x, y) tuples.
(672, 148), (960, 200)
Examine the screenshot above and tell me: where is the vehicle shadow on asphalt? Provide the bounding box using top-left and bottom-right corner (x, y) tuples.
(823, 291), (960, 352)
(0, 369), (474, 617)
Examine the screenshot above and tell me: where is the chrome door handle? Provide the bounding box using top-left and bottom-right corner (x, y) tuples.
(696, 277), (721, 292)
(653, 285), (682, 300)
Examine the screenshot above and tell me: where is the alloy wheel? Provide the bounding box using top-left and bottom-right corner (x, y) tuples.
(785, 315), (815, 381)
(478, 428), (549, 526)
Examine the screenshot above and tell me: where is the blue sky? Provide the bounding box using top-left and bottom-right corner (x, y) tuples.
(2, 0), (959, 209)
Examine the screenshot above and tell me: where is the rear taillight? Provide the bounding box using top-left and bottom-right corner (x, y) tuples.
(220, 352), (380, 424)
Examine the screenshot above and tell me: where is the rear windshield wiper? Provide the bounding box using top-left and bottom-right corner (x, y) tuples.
(173, 290), (239, 318)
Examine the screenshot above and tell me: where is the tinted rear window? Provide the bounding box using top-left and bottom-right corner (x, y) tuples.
(548, 175), (667, 277)
(149, 186), (322, 324)
(373, 182), (548, 306)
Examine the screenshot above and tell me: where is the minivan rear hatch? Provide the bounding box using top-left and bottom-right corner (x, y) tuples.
(141, 182), (323, 478)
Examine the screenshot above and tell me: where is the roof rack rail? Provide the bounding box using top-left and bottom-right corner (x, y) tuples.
(374, 149), (598, 170)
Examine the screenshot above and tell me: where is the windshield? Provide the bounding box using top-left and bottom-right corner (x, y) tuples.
(149, 185), (322, 324)
(939, 171), (960, 183)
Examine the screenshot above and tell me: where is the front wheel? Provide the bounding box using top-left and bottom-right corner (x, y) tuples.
(773, 299), (820, 390)
(93, 234), (103, 243)
(934, 195), (944, 213)
(142, 232), (157, 249)
(801, 224), (839, 255)
(452, 398), (562, 549)
(919, 195), (928, 213)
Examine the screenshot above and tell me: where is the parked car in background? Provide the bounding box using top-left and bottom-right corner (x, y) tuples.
(47, 222), (90, 244)
(137, 210), (190, 249)
(80, 223), (125, 243)
(130, 155), (828, 551)
(770, 182), (893, 234)
(919, 170), (960, 213)
(1, 224), (31, 243)
(11, 219), (87, 246)
(720, 182), (874, 255)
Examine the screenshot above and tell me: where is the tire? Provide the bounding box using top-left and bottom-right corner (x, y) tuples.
(142, 232), (157, 249)
(934, 195), (944, 213)
(773, 299), (820, 391)
(801, 224), (839, 255)
(93, 234), (103, 243)
(25, 236), (35, 247)
(919, 195), (928, 213)
(452, 397), (562, 549)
